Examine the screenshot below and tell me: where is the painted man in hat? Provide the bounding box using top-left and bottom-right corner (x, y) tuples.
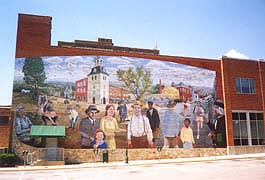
(66, 105), (79, 129)
(146, 101), (160, 142)
(162, 100), (181, 148)
(206, 100), (227, 148)
(79, 105), (100, 148)
(15, 106), (32, 143)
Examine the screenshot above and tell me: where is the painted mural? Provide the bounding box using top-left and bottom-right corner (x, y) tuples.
(12, 56), (227, 149)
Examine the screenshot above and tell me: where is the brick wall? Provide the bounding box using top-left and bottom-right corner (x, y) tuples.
(109, 85), (130, 102)
(0, 107), (11, 148)
(221, 57), (265, 146)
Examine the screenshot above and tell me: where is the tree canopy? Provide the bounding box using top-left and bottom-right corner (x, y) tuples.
(116, 66), (152, 100)
(22, 57), (46, 95)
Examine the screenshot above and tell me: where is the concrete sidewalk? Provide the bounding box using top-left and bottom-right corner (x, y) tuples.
(0, 153), (264, 172)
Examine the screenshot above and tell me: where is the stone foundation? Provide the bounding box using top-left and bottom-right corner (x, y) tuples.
(64, 148), (227, 163)
(228, 146), (265, 155)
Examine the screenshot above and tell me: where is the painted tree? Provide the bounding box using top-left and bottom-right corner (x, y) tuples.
(116, 66), (152, 100)
(22, 57), (46, 96)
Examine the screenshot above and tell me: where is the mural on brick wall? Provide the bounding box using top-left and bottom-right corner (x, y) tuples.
(12, 56), (227, 149)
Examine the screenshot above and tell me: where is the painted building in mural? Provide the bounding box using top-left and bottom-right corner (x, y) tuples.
(87, 57), (109, 104)
(75, 78), (88, 102)
(75, 57), (109, 104)
(174, 82), (193, 102)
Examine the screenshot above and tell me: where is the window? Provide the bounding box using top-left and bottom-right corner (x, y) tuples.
(235, 78), (255, 94)
(233, 111), (264, 146)
(92, 76), (94, 81)
(95, 76), (97, 80)
(233, 112), (248, 146)
(0, 116), (9, 125)
(249, 113), (264, 145)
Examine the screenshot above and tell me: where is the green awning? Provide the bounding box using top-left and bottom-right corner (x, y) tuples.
(30, 125), (66, 137)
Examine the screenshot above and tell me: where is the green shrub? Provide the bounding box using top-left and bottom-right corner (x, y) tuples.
(0, 153), (17, 167)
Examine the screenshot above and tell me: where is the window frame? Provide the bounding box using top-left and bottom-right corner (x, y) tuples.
(232, 110), (264, 146)
(235, 77), (255, 94)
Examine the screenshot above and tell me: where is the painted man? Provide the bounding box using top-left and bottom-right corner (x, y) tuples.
(146, 101), (160, 142)
(67, 105), (79, 129)
(79, 105), (100, 148)
(162, 100), (181, 148)
(127, 101), (153, 148)
(15, 106), (32, 143)
(207, 100), (227, 148)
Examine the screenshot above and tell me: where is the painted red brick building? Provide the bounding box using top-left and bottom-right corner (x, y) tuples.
(75, 78), (88, 102)
(175, 82), (193, 102)
(10, 13), (265, 154)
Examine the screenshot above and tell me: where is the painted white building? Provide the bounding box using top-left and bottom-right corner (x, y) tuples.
(87, 57), (109, 104)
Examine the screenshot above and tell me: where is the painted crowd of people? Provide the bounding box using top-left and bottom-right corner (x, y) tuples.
(15, 92), (227, 150)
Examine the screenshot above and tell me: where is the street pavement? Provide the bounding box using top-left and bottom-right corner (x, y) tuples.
(0, 153), (265, 180)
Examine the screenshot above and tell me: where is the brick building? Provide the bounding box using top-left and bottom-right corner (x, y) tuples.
(174, 82), (193, 102)
(75, 78), (88, 102)
(109, 85), (130, 103)
(0, 106), (11, 150)
(11, 13), (265, 154)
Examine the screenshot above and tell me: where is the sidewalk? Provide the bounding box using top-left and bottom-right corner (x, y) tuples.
(0, 153), (264, 172)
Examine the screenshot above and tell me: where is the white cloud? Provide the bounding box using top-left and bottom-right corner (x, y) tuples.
(49, 65), (65, 70)
(106, 67), (118, 74)
(121, 56), (140, 62)
(106, 57), (131, 65)
(67, 62), (78, 68)
(14, 69), (24, 80)
(82, 57), (95, 65)
(79, 64), (92, 72)
(64, 56), (83, 63)
(224, 49), (249, 59)
(43, 56), (63, 64)
(117, 64), (136, 70)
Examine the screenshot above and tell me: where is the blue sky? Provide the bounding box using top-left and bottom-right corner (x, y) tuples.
(0, 0), (264, 105)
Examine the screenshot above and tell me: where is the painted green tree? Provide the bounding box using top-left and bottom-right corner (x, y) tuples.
(22, 57), (46, 96)
(116, 66), (152, 100)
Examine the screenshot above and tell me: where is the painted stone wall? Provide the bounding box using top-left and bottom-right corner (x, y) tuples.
(64, 148), (227, 163)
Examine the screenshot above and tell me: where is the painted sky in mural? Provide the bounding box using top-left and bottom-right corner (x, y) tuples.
(14, 56), (215, 88)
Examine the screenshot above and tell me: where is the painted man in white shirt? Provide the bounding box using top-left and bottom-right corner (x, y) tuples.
(127, 101), (154, 148)
(67, 105), (79, 129)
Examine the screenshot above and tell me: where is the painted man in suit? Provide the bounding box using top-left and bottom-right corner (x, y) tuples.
(206, 100), (227, 148)
(79, 105), (100, 148)
(146, 101), (160, 142)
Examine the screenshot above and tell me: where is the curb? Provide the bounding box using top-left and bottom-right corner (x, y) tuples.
(0, 153), (264, 172)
